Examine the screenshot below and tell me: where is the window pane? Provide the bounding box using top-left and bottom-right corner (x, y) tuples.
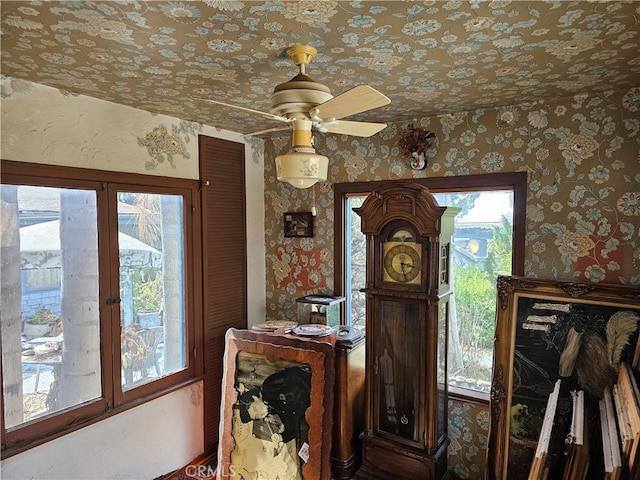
(433, 191), (513, 394)
(118, 192), (187, 390)
(345, 196), (367, 332)
(1, 185), (101, 428)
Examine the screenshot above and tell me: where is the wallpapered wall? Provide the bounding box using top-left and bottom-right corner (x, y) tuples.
(264, 87), (639, 315)
(263, 86), (639, 479)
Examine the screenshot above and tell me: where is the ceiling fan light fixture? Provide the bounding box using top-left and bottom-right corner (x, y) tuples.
(276, 147), (328, 189)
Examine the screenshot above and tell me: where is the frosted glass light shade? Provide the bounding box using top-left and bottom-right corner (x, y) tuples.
(276, 151), (328, 189)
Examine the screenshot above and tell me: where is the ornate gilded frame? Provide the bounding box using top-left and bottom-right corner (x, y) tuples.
(486, 276), (640, 480)
(217, 329), (335, 480)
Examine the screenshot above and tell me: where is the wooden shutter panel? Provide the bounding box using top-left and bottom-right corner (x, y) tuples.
(199, 135), (247, 452)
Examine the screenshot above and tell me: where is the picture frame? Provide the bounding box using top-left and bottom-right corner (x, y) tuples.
(284, 212), (314, 238)
(217, 328), (335, 480)
(486, 276), (640, 480)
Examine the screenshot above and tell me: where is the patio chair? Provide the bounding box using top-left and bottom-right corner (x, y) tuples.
(122, 325), (164, 385)
(137, 326), (164, 378)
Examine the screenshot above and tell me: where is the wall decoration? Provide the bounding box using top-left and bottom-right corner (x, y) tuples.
(486, 276), (640, 480)
(218, 329), (335, 480)
(397, 123), (435, 170)
(137, 121), (197, 170)
(284, 212), (314, 238)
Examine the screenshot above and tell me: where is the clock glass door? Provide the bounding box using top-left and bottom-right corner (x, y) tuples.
(376, 298), (421, 444)
(382, 229), (422, 286)
(437, 300), (449, 443)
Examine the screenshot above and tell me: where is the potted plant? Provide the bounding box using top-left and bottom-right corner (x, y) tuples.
(23, 308), (57, 339)
(133, 271), (163, 328)
(398, 124), (436, 170)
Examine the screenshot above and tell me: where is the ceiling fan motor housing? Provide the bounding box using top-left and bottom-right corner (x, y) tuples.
(270, 44), (333, 118)
(270, 76), (333, 118)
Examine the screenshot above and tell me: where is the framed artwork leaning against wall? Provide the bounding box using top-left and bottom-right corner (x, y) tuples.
(486, 276), (640, 480)
(217, 328), (335, 480)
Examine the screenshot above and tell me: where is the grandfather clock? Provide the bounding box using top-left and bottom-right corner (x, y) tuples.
(353, 182), (458, 480)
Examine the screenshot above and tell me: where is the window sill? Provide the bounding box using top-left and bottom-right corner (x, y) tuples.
(448, 385), (490, 405)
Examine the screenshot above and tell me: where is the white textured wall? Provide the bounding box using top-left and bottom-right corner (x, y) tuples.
(1, 382), (203, 480)
(0, 78), (266, 478)
(1, 78), (200, 178)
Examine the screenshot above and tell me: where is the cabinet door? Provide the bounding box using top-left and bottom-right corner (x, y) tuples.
(375, 298), (422, 445)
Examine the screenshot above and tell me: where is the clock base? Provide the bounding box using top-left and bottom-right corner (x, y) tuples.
(354, 433), (450, 480)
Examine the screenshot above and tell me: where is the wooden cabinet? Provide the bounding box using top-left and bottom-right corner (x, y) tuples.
(331, 329), (366, 480)
(353, 182), (458, 480)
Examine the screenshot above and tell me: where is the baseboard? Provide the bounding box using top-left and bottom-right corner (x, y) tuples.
(159, 451), (217, 480)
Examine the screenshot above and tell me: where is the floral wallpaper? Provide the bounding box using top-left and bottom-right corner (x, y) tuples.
(264, 86), (639, 478)
(137, 122), (197, 170)
(1, 1), (639, 137)
(448, 399), (489, 479)
(265, 86), (639, 317)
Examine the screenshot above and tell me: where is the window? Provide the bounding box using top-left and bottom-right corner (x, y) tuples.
(345, 196), (367, 332)
(334, 173), (526, 398)
(24, 269), (62, 292)
(1, 161), (200, 455)
(118, 192), (188, 390)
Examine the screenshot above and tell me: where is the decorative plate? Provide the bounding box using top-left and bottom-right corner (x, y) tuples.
(251, 320), (298, 332)
(292, 324), (334, 337)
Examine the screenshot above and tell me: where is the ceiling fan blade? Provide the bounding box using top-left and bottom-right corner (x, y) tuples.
(313, 85), (390, 120)
(319, 120), (387, 137)
(245, 125), (291, 136)
(193, 97), (291, 123)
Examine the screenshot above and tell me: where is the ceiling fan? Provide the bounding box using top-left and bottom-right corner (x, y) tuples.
(196, 45), (391, 188)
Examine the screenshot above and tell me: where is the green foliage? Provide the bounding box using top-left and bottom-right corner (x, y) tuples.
(453, 215), (513, 362)
(133, 269), (163, 313)
(454, 264), (496, 350)
(26, 308), (58, 325)
(486, 215), (513, 277)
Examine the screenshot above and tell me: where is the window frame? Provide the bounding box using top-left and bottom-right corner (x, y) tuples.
(1, 160), (203, 456)
(333, 172), (527, 402)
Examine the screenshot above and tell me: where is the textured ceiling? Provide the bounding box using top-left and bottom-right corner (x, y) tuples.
(2, 1), (639, 136)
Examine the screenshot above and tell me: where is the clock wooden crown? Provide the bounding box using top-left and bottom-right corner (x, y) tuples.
(355, 182), (448, 238)
(354, 182), (458, 294)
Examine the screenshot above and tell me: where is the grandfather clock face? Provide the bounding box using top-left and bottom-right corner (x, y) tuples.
(382, 229), (422, 285)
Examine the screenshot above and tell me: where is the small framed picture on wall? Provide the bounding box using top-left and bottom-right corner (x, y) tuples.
(284, 212), (313, 238)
